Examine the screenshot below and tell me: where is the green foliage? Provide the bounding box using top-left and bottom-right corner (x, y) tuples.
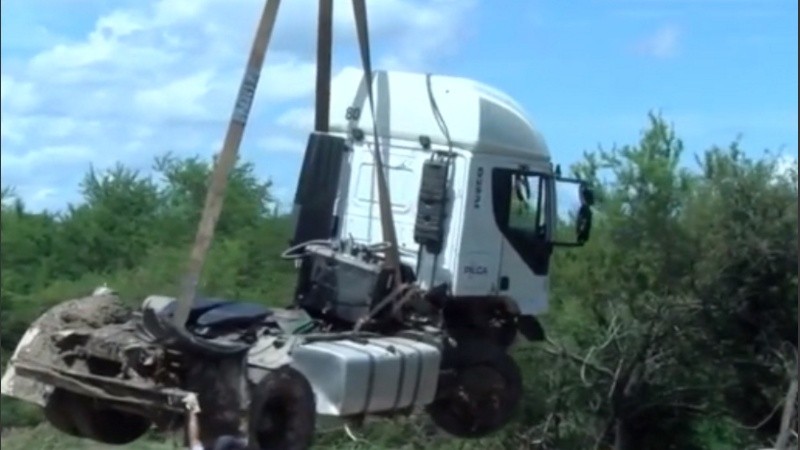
(0, 115), (796, 449)
(542, 113), (797, 450)
(0, 154), (293, 390)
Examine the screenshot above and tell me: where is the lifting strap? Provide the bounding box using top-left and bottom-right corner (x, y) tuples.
(314, 0), (333, 132)
(351, 0), (403, 285)
(173, 0), (282, 328)
(174, 0), (402, 329)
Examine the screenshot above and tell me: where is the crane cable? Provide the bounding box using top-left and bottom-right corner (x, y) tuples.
(351, 0), (403, 287)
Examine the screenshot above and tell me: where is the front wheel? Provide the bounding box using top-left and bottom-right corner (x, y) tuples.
(248, 366), (316, 450)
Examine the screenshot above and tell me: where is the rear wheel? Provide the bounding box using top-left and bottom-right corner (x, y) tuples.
(248, 366), (316, 450)
(427, 341), (523, 438)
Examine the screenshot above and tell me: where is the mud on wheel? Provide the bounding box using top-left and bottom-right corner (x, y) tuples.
(426, 340), (523, 439)
(248, 366), (316, 450)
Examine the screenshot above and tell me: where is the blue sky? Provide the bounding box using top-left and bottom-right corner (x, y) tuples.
(1, 0), (797, 212)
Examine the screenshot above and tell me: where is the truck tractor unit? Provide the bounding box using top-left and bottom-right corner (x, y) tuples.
(1, 67), (593, 450)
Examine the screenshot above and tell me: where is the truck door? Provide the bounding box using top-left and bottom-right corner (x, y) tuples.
(491, 167), (553, 316)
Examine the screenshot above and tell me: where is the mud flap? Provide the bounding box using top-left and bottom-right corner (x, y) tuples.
(518, 314), (546, 342)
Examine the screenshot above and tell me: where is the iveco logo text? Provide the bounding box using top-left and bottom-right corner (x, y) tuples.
(473, 167), (484, 209)
(464, 265), (488, 275)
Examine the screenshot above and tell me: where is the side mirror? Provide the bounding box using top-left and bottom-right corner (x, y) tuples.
(574, 203), (593, 244)
(552, 178), (594, 247)
(580, 183), (595, 207)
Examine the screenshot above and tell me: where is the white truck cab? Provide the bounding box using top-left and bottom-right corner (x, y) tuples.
(290, 67), (593, 343)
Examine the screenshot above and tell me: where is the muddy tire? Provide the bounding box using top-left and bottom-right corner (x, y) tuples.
(44, 388), (151, 444)
(43, 389), (83, 438)
(248, 366), (316, 450)
(427, 340), (523, 439)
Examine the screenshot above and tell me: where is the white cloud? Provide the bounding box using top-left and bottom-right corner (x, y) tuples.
(633, 24), (682, 59)
(1, 114), (30, 143)
(1, 0), (477, 211)
(3, 145), (94, 171)
(0, 74), (39, 111)
(276, 107), (315, 132)
(134, 70), (215, 120)
(257, 135), (305, 154)
(30, 187), (59, 205)
(273, 65), (376, 132)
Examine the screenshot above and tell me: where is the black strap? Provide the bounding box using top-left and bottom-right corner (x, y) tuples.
(314, 0), (333, 132)
(352, 0), (402, 280)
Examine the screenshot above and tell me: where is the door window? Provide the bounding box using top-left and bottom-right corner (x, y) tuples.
(508, 173), (548, 240)
(491, 168), (553, 276)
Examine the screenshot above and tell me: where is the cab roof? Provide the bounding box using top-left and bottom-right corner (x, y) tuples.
(329, 67), (551, 161)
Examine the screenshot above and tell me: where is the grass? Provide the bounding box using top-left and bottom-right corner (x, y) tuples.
(1, 423), (510, 450)
(1, 425), (175, 450)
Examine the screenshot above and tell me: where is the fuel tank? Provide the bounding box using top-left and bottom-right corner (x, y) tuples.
(290, 336), (441, 416)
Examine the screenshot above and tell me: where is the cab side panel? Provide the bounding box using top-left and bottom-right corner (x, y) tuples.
(451, 157), (502, 296)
